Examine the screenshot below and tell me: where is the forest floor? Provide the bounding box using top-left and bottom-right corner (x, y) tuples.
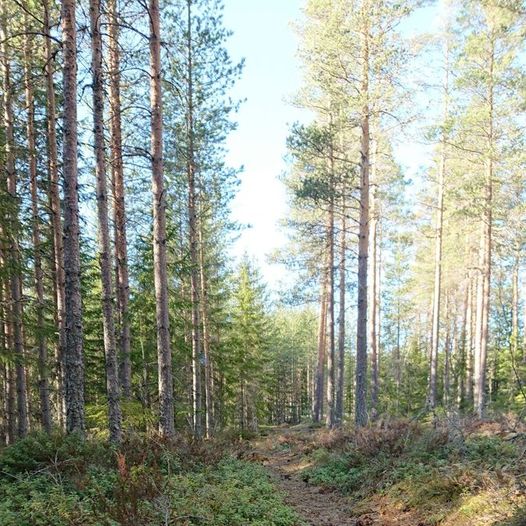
(1, 419), (526, 525)
(244, 419), (526, 526)
(247, 425), (356, 525)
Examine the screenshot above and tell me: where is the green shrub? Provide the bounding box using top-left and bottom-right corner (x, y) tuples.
(0, 431), (110, 477)
(0, 433), (301, 526)
(303, 422), (525, 524)
(463, 435), (516, 465)
(166, 458), (301, 525)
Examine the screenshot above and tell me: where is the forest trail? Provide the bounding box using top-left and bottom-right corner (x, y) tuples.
(247, 426), (357, 526)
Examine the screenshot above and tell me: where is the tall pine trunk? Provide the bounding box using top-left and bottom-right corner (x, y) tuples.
(108, 0), (132, 399)
(428, 39), (449, 411)
(445, 325), (454, 409)
(149, 0), (175, 437)
(62, 0), (85, 434)
(25, 28), (51, 432)
(474, 43), (494, 419)
(325, 143), (336, 429)
(428, 146), (445, 410)
(198, 219), (214, 438)
(511, 255), (519, 359)
(458, 278), (469, 408)
(1, 2), (29, 438)
(335, 191), (346, 425)
(369, 139), (379, 419)
(523, 268), (526, 363)
(0, 247), (16, 443)
(90, 0), (122, 443)
(44, 0), (66, 427)
(186, 0), (203, 439)
(355, 5), (370, 427)
(465, 272), (474, 405)
(313, 256), (328, 423)
(0, 273), (6, 442)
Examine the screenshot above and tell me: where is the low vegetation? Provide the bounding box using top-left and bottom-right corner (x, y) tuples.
(2, 419), (526, 525)
(269, 419), (526, 526)
(0, 432), (300, 526)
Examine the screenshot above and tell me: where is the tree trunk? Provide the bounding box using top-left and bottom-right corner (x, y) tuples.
(108, 0), (132, 399)
(43, 0), (66, 428)
(523, 265), (526, 363)
(458, 278), (469, 408)
(0, 273), (6, 442)
(149, 0), (175, 437)
(474, 44), (494, 419)
(512, 255), (519, 357)
(465, 273), (474, 405)
(186, 0), (203, 439)
(428, 172), (444, 411)
(429, 38), (449, 411)
(90, 0), (122, 443)
(443, 296), (451, 409)
(0, 255), (16, 443)
(1, 2), (29, 438)
(25, 27), (51, 433)
(198, 220), (214, 438)
(6, 361), (16, 443)
(355, 5), (370, 427)
(325, 143), (336, 429)
(395, 299), (402, 413)
(313, 258), (328, 423)
(306, 355), (312, 417)
(369, 139), (379, 419)
(335, 192), (346, 425)
(62, 0), (85, 435)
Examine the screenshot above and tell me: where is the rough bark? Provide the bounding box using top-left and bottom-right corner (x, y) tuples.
(428, 174), (444, 408)
(523, 267), (526, 363)
(395, 299), (402, 412)
(355, 6), (370, 427)
(149, 0), (175, 437)
(108, 0), (132, 398)
(43, 0), (66, 428)
(25, 28), (52, 432)
(0, 253), (16, 443)
(313, 258), (329, 423)
(458, 278), (469, 408)
(429, 39), (449, 411)
(0, 272), (6, 442)
(6, 362), (16, 443)
(474, 42), (494, 418)
(1, 3), (29, 438)
(198, 220), (214, 438)
(325, 145), (336, 429)
(186, 0), (203, 439)
(465, 273), (474, 405)
(62, 0), (85, 435)
(511, 256), (519, 357)
(90, 0), (122, 443)
(443, 296), (451, 408)
(335, 193), (346, 425)
(369, 139), (379, 419)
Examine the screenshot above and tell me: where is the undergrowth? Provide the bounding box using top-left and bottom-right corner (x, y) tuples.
(0, 431), (300, 526)
(300, 418), (526, 525)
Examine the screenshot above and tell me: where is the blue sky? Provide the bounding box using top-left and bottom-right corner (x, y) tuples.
(222, 0), (444, 288)
(223, 0), (306, 287)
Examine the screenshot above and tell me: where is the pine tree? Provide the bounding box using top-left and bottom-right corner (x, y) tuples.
(89, 0), (122, 443)
(149, 0), (175, 437)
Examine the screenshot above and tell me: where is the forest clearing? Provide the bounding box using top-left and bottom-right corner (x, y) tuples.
(2, 0), (526, 524)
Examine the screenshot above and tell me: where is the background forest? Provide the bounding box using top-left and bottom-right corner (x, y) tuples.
(1, 0), (526, 525)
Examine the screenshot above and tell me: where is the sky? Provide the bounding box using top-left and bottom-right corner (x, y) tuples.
(222, 0), (306, 288)
(221, 0), (444, 289)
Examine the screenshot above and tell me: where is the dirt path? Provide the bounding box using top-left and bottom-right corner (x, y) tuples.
(247, 427), (357, 526)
